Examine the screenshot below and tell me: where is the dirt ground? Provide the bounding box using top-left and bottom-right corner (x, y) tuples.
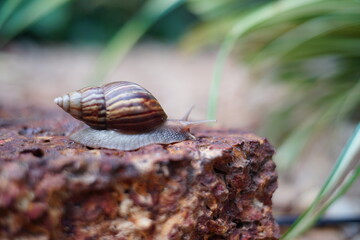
(0, 43), (359, 239)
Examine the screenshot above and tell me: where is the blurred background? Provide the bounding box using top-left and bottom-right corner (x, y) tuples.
(0, 0), (359, 239)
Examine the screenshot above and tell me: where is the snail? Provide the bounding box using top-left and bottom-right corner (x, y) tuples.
(54, 81), (214, 151)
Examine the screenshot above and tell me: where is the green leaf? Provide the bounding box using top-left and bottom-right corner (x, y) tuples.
(281, 123), (360, 239)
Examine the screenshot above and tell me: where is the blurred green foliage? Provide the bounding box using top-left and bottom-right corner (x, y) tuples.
(184, 0), (360, 170)
(0, 0), (196, 45)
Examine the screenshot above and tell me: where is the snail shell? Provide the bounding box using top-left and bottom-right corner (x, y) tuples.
(55, 81), (214, 150)
(54, 81), (167, 132)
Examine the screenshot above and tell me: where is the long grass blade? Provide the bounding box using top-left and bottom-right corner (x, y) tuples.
(251, 14), (360, 64)
(90, 0), (184, 84)
(207, 0), (325, 119)
(0, 0), (23, 29)
(312, 164), (360, 223)
(0, 0), (70, 45)
(281, 123), (360, 239)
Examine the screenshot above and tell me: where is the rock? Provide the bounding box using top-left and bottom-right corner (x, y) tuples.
(0, 106), (279, 240)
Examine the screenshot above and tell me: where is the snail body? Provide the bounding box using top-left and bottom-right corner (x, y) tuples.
(54, 81), (213, 151)
(70, 121), (194, 151)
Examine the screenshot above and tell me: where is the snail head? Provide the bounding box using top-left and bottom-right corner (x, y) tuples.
(166, 106), (216, 136)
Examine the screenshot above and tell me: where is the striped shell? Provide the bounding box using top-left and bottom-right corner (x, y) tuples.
(54, 81), (167, 132)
